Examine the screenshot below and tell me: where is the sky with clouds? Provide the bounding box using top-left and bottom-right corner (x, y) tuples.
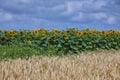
(0, 0), (120, 30)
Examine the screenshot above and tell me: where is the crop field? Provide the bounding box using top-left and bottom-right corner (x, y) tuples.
(0, 28), (120, 59)
(0, 28), (120, 80)
(0, 50), (120, 80)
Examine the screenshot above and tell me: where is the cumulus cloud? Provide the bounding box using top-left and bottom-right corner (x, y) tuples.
(62, 0), (119, 24)
(107, 16), (116, 24)
(0, 0), (120, 30)
(3, 13), (13, 21)
(0, 12), (13, 21)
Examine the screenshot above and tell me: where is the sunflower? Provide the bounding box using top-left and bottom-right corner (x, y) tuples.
(110, 30), (115, 34)
(117, 31), (120, 35)
(42, 33), (45, 37)
(34, 29), (39, 36)
(67, 30), (71, 33)
(42, 30), (46, 34)
(101, 30), (105, 35)
(53, 29), (59, 34)
(77, 31), (83, 36)
(91, 30), (96, 34)
(51, 35), (56, 39)
(0, 29), (2, 33)
(83, 31), (87, 35)
(7, 30), (13, 36)
(20, 30), (24, 35)
(62, 34), (67, 38)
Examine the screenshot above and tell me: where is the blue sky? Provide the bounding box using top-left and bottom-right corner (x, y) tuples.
(0, 0), (120, 30)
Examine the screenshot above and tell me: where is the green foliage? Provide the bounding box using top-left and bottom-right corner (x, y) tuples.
(0, 28), (120, 60)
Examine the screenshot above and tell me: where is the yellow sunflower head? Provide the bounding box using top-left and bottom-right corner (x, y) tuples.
(0, 29), (2, 33)
(20, 30), (24, 35)
(34, 29), (39, 36)
(67, 30), (71, 33)
(51, 35), (56, 39)
(92, 30), (96, 33)
(41, 29), (46, 34)
(117, 31), (120, 35)
(62, 34), (67, 38)
(8, 30), (13, 36)
(41, 33), (45, 37)
(53, 29), (59, 34)
(83, 31), (87, 35)
(101, 30), (105, 35)
(110, 29), (115, 34)
(77, 31), (83, 36)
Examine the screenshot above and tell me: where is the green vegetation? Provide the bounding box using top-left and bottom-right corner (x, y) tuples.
(0, 28), (120, 60)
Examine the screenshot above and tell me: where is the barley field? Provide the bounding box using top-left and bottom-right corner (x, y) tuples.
(0, 50), (120, 80)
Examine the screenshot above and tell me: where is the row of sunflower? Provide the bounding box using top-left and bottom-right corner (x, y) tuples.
(0, 28), (120, 53)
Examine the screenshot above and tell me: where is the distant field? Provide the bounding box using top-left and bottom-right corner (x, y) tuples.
(0, 50), (120, 80)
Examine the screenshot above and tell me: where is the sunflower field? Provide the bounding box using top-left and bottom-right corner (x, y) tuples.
(0, 28), (120, 59)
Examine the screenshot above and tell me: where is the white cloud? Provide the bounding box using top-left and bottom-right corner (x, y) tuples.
(62, 0), (108, 16)
(94, 0), (107, 9)
(13, 0), (31, 3)
(71, 12), (117, 25)
(107, 16), (116, 24)
(51, 5), (65, 11)
(62, 2), (74, 15)
(0, 12), (13, 21)
(93, 13), (107, 20)
(71, 12), (107, 22)
(4, 13), (13, 21)
(71, 12), (84, 21)
(0, 0), (119, 28)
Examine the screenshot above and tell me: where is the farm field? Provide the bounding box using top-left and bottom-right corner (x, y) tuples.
(0, 50), (120, 80)
(0, 0), (120, 80)
(0, 28), (120, 59)
(0, 28), (120, 80)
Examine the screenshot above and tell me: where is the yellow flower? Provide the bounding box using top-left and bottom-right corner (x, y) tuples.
(101, 30), (105, 35)
(53, 29), (59, 34)
(90, 30), (96, 35)
(0, 29), (2, 33)
(67, 30), (71, 33)
(110, 30), (115, 34)
(20, 30), (24, 35)
(51, 35), (56, 39)
(42, 30), (46, 34)
(42, 33), (45, 37)
(62, 34), (67, 38)
(34, 29), (39, 36)
(7, 30), (13, 36)
(83, 31), (87, 35)
(117, 31), (120, 35)
(92, 30), (96, 33)
(77, 31), (83, 36)
(105, 32), (110, 36)
(12, 34), (17, 38)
